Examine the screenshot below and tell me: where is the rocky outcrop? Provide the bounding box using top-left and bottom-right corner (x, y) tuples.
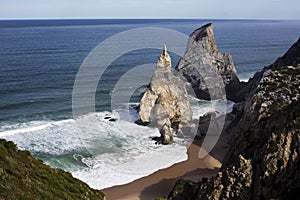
(197, 111), (216, 137)
(227, 38), (300, 144)
(238, 37), (300, 99)
(176, 23), (242, 102)
(169, 102), (300, 200)
(222, 39), (300, 199)
(138, 45), (192, 144)
(270, 37), (300, 69)
(165, 38), (300, 199)
(168, 155), (253, 200)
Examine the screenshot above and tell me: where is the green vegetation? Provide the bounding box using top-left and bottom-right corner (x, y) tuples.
(287, 186), (300, 199)
(265, 82), (278, 93)
(196, 177), (213, 199)
(268, 140), (278, 154)
(168, 179), (198, 200)
(256, 65), (300, 116)
(281, 66), (300, 76)
(0, 139), (105, 200)
(277, 158), (284, 168)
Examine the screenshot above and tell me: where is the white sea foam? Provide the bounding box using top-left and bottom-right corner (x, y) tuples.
(240, 78), (250, 82)
(72, 141), (187, 190)
(0, 99), (233, 190)
(72, 112), (188, 189)
(0, 119), (74, 136)
(0, 119), (84, 155)
(238, 72), (254, 83)
(0, 111), (187, 190)
(189, 97), (234, 119)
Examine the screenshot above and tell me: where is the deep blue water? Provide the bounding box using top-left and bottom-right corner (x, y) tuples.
(0, 19), (300, 126)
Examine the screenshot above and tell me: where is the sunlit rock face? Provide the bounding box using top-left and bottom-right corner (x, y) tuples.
(138, 45), (192, 144)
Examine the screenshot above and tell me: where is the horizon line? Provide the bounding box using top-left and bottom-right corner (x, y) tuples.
(0, 17), (299, 21)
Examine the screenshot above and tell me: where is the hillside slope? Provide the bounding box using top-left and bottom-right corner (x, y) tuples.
(0, 139), (105, 200)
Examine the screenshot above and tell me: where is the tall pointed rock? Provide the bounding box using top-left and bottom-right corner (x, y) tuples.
(138, 45), (192, 144)
(157, 44), (171, 70)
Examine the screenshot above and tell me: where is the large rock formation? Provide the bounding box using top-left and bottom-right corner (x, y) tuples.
(138, 45), (192, 144)
(176, 23), (242, 102)
(165, 38), (300, 199)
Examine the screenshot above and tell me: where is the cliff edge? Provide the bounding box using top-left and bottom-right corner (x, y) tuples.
(166, 38), (300, 200)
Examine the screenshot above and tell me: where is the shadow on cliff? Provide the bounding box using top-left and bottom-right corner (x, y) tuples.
(192, 131), (229, 163)
(139, 168), (219, 200)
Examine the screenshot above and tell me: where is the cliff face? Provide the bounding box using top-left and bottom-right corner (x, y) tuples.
(138, 45), (192, 144)
(176, 23), (242, 102)
(167, 38), (300, 200)
(0, 139), (105, 200)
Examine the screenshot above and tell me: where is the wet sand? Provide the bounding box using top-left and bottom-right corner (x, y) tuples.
(103, 135), (228, 200)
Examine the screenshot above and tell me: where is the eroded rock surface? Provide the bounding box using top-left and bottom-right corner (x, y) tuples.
(138, 45), (192, 144)
(176, 23), (242, 102)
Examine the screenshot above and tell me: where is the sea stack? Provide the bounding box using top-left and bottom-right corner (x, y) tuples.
(176, 23), (242, 102)
(138, 45), (192, 144)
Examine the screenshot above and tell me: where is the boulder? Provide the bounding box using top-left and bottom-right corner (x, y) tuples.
(197, 110), (216, 137)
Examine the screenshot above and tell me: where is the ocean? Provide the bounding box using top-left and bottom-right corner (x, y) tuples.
(0, 19), (299, 189)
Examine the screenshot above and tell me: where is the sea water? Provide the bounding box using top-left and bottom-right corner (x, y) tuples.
(0, 19), (300, 189)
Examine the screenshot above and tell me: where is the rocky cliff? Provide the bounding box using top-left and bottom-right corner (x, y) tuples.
(238, 37), (300, 99)
(138, 45), (192, 144)
(176, 23), (242, 102)
(165, 38), (300, 199)
(0, 139), (105, 200)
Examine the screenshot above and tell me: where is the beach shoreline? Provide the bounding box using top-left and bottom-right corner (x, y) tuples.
(102, 134), (228, 200)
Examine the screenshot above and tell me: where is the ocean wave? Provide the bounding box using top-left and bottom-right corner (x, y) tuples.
(0, 100), (233, 189)
(0, 110), (187, 189)
(189, 97), (234, 119)
(72, 143), (187, 190)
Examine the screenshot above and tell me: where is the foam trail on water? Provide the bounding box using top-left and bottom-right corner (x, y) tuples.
(0, 119), (74, 136)
(0, 119), (85, 155)
(0, 123), (53, 136)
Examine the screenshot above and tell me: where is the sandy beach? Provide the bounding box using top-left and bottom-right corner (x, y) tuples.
(103, 134), (228, 200)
